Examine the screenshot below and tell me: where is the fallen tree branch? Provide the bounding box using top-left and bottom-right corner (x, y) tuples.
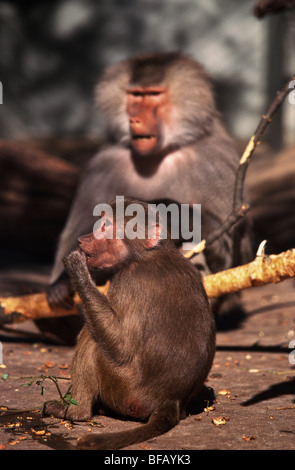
(185, 73), (295, 259)
(0, 283), (109, 325)
(1, 249), (295, 324)
(203, 247), (295, 298)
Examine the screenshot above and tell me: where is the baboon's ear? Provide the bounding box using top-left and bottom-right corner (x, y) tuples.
(142, 221), (163, 249)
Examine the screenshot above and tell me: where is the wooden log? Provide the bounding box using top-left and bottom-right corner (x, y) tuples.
(1, 249), (295, 324)
(203, 247), (295, 298)
(0, 284), (109, 324)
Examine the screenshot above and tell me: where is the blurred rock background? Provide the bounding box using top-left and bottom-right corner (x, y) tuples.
(0, 0), (294, 148)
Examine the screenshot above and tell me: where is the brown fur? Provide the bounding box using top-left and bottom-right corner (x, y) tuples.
(44, 199), (215, 450)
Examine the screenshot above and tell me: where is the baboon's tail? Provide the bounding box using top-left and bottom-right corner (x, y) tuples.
(76, 401), (180, 450)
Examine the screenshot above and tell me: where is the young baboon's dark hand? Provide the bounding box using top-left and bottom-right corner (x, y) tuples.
(63, 249), (88, 274)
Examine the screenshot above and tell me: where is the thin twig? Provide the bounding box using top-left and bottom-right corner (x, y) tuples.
(233, 73), (295, 210)
(186, 73), (295, 259)
(2, 373), (71, 404)
(0, 407), (42, 415)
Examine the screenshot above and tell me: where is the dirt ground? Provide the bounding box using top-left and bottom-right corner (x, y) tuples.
(0, 267), (295, 452)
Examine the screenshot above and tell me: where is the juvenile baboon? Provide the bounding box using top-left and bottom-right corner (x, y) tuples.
(44, 199), (216, 450)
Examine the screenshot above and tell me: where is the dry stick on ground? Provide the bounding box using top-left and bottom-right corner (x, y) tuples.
(184, 73), (295, 260)
(0, 283), (109, 324)
(203, 245), (295, 298)
(0, 76), (295, 325)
